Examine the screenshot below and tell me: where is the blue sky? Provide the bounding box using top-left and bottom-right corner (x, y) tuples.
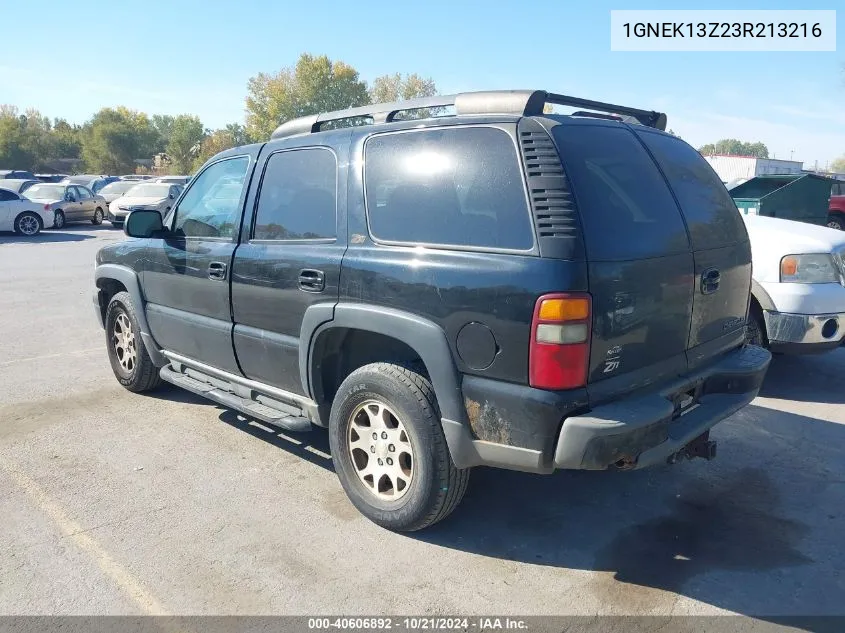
(2, 0), (842, 167)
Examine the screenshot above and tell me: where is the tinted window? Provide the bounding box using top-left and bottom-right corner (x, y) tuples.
(637, 130), (745, 249)
(252, 148), (336, 240)
(365, 127), (533, 250)
(553, 124), (689, 260)
(0, 189), (18, 201)
(172, 156), (249, 239)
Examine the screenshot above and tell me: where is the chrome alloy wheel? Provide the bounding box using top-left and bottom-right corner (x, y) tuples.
(19, 215), (39, 235)
(347, 400), (414, 500)
(112, 312), (137, 372)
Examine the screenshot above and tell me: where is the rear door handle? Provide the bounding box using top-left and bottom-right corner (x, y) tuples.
(208, 261), (227, 280)
(298, 269), (325, 292)
(701, 268), (721, 294)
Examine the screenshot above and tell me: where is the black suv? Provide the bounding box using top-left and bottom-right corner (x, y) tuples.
(94, 90), (771, 531)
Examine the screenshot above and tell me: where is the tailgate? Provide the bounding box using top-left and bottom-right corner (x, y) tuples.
(551, 122), (695, 388)
(635, 129), (751, 368)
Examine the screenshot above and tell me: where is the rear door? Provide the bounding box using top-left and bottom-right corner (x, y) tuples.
(230, 141), (347, 395)
(77, 186), (96, 218)
(635, 129), (751, 369)
(551, 122), (694, 396)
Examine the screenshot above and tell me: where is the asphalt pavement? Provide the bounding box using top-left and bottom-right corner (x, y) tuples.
(1, 226), (843, 619)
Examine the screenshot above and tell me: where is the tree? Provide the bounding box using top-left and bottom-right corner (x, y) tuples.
(831, 156), (845, 173)
(698, 138), (768, 158)
(245, 53), (369, 140)
(167, 114), (205, 174)
(369, 73), (437, 103)
(151, 114), (175, 151)
(81, 108), (144, 173)
(192, 124), (247, 170)
(0, 106), (36, 170)
(50, 119), (83, 159)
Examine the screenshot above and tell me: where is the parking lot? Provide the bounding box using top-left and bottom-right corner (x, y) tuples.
(1, 225), (844, 618)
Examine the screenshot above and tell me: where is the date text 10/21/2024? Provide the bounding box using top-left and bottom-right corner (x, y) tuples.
(308, 617), (529, 630)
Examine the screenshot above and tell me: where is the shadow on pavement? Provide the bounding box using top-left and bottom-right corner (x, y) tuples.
(759, 348), (845, 404)
(0, 230), (94, 244)
(139, 350), (844, 623)
(412, 402), (843, 622)
(143, 382), (334, 472)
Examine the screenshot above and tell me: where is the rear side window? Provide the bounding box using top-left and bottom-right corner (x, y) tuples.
(364, 127), (534, 250)
(553, 125), (689, 260)
(0, 189), (17, 201)
(637, 130), (746, 249)
(252, 148), (337, 240)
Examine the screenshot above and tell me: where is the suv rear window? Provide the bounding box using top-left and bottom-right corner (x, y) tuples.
(553, 124), (689, 260)
(637, 130), (746, 249)
(364, 127), (534, 251)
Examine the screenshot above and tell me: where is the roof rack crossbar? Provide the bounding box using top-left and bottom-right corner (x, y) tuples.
(269, 90), (667, 139)
(270, 94), (459, 139)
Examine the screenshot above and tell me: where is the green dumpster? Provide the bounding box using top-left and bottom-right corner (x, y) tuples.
(729, 173), (835, 226)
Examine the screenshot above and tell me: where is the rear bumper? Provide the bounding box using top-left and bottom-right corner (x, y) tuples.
(764, 310), (845, 354)
(443, 344), (770, 473)
(554, 344), (770, 470)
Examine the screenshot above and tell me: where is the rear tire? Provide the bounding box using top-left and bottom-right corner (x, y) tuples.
(14, 212), (42, 236)
(827, 214), (844, 231)
(53, 210), (65, 229)
(92, 207), (104, 225)
(105, 291), (162, 392)
(329, 362), (470, 531)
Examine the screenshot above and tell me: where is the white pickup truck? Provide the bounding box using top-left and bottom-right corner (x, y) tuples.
(744, 215), (845, 354)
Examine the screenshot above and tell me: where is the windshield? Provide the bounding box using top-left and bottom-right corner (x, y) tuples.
(101, 181), (137, 195)
(126, 183), (171, 198)
(25, 184), (65, 200)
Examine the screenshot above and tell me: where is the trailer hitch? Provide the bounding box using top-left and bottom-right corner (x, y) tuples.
(667, 431), (717, 464)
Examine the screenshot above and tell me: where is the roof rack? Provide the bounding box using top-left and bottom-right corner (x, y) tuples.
(269, 90), (667, 139)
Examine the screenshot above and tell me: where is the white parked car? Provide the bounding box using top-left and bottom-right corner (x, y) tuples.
(745, 215), (845, 354)
(155, 175), (191, 185)
(0, 187), (53, 236)
(107, 183), (182, 226)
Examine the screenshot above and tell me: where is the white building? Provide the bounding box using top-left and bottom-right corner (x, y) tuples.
(703, 155), (803, 185)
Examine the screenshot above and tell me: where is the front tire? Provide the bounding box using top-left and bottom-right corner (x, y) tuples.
(105, 291), (162, 392)
(329, 362), (470, 531)
(53, 210), (65, 229)
(92, 207), (104, 225)
(14, 212), (42, 236)
(827, 215), (844, 231)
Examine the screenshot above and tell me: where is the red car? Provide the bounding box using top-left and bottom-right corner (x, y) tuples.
(829, 181), (845, 230)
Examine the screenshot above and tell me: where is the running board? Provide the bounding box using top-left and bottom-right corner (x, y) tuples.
(159, 365), (312, 433)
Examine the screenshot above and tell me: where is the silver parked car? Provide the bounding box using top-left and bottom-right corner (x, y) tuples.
(99, 180), (139, 204)
(24, 183), (107, 228)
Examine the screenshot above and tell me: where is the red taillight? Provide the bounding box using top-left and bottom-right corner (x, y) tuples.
(44, 204), (50, 210)
(529, 293), (591, 390)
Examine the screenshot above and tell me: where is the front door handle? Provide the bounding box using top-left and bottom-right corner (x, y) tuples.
(298, 269), (325, 292)
(208, 261), (228, 280)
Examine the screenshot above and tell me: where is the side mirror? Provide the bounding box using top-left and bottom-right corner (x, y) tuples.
(168, 193), (174, 199)
(65, 193), (74, 202)
(124, 210), (164, 238)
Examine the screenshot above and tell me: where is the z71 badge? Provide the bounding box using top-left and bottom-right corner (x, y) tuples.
(604, 345), (622, 373)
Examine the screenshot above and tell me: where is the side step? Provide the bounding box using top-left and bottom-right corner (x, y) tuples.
(160, 365), (312, 433)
